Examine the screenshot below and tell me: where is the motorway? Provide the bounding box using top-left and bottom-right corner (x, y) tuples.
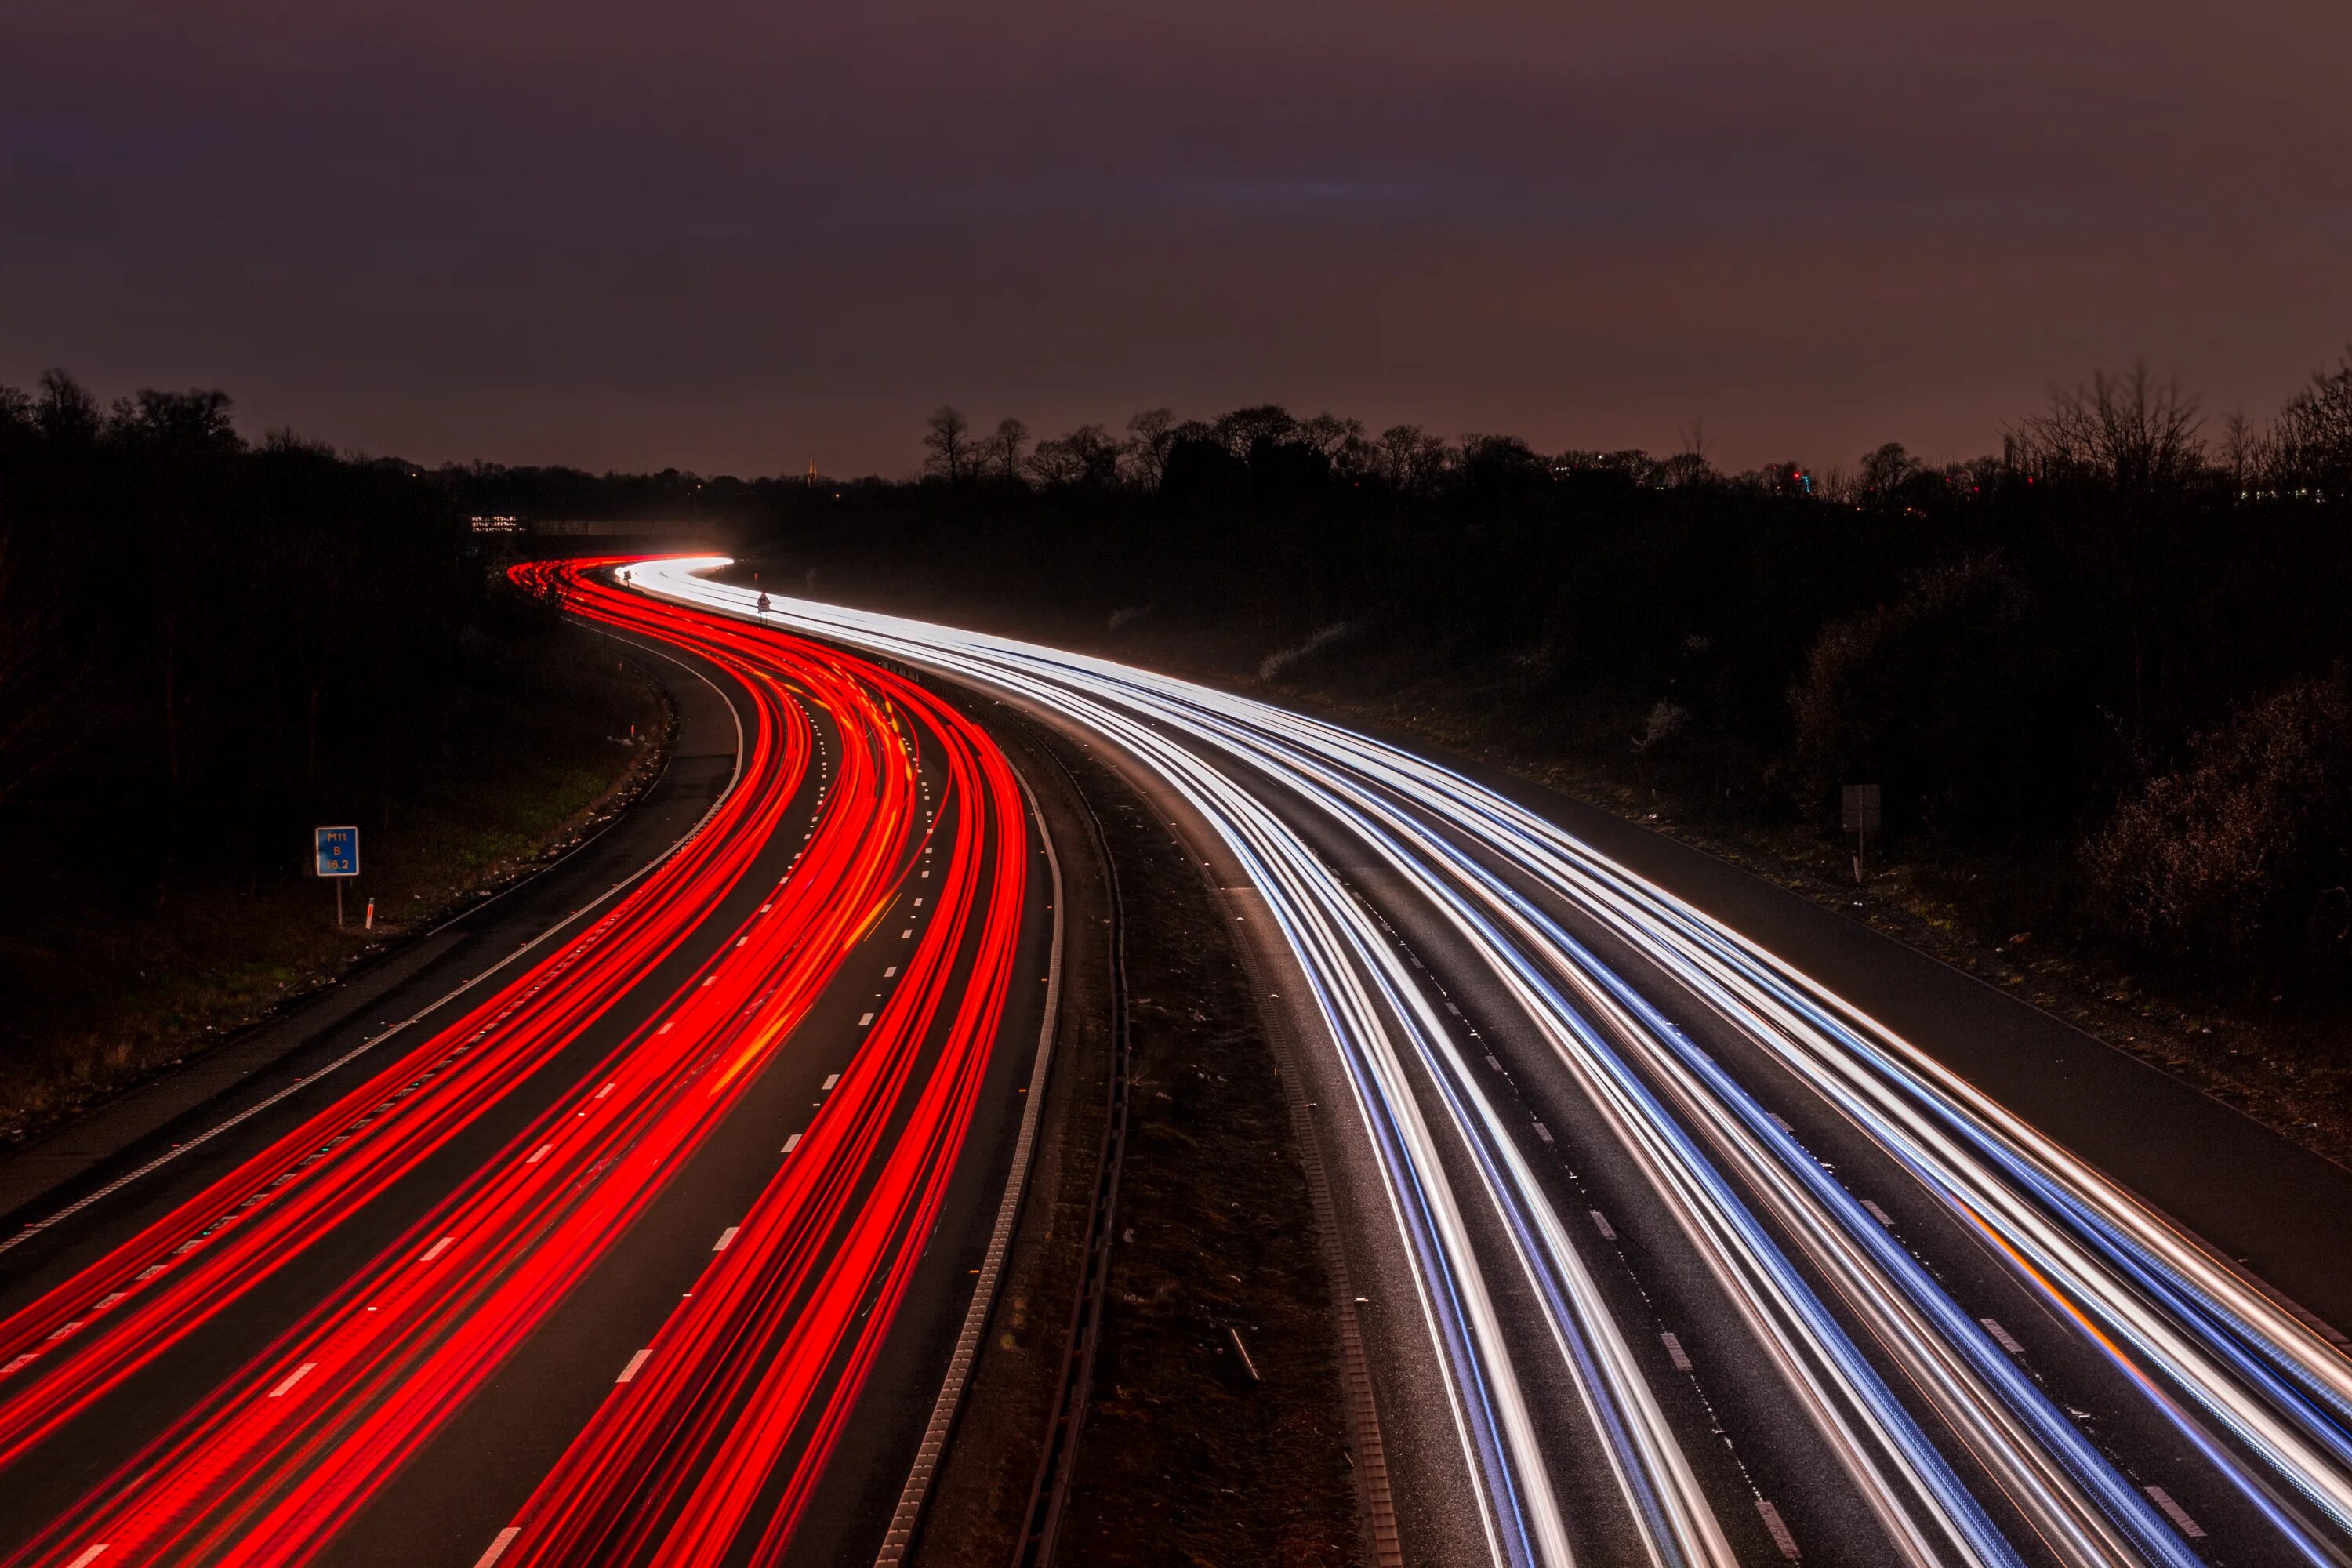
(0, 562), (1057, 1568)
(627, 557), (2352, 1568)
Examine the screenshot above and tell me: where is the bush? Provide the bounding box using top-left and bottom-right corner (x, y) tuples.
(1787, 556), (2065, 844)
(2086, 667), (2352, 998)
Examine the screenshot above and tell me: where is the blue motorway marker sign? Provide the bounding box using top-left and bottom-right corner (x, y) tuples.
(315, 826), (360, 878)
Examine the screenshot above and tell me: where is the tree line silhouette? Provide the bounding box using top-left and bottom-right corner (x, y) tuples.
(0, 372), (561, 915)
(8, 347), (2348, 1011)
(793, 354), (2352, 1006)
(417, 353), (2352, 1003)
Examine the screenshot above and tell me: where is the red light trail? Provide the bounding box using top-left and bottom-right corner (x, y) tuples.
(0, 559), (1033, 1567)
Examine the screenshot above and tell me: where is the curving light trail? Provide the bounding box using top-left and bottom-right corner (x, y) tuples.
(0, 560), (1035, 1568)
(631, 555), (2352, 1568)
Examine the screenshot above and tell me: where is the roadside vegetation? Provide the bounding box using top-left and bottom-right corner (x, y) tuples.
(0, 375), (662, 1138)
(438, 348), (2352, 1160)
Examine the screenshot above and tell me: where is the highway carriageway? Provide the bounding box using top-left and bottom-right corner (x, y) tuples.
(633, 553), (2352, 1568)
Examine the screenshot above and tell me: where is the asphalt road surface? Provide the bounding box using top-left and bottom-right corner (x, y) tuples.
(632, 557), (2352, 1568)
(0, 562), (1056, 1568)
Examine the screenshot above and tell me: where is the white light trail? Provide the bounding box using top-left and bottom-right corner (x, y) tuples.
(628, 557), (2352, 1568)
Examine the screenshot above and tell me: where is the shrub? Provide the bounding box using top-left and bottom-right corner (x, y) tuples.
(1787, 556), (2062, 844)
(2086, 667), (2352, 997)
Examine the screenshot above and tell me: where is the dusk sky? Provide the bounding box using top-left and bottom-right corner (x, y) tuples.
(5, 0), (2346, 477)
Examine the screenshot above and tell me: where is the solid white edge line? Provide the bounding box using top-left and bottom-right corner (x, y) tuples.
(0, 625), (747, 1256)
(871, 756), (1065, 1566)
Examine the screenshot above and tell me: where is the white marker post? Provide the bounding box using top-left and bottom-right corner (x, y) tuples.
(1841, 783), (1880, 885)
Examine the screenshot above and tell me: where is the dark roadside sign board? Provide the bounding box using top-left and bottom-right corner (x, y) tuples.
(316, 825), (359, 924)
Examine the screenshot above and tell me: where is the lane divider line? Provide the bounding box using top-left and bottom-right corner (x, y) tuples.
(873, 760), (1066, 1566)
(0, 633), (747, 1257)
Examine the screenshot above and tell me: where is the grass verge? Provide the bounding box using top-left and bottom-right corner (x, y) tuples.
(915, 720), (1359, 1566)
(0, 626), (670, 1142)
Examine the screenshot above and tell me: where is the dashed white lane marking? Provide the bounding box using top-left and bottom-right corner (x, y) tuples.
(596, 1081), (615, 1098)
(782, 1133), (803, 1154)
(268, 1362), (318, 1399)
(1661, 1331), (1693, 1372)
(699, 976), (715, 987)
(474, 1525), (522, 1567)
(616, 1348), (653, 1385)
(821, 1073), (840, 1091)
(1860, 1200), (1895, 1226)
(1530, 1120), (1554, 1145)
(858, 1012), (874, 1025)
(658, 1021), (674, 1034)
(1980, 1318), (2026, 1354)
(2145, 1486), (2206, 1538)
(900, 929), (913, 940)
(526, 1145), (553, 1165)
(1755, 1498), (1801, 1559)
(884, 966), (898, 978)
(65, 1547), (109, 1568)
(423, 1236), (456, 1262)
(713, 1226), (740, 1252)
(0, 772), (713, 1262)
(1589, 1210), (1617, 1241)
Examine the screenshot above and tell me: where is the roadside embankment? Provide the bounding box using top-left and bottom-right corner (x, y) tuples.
(0, 625), (668, 1142)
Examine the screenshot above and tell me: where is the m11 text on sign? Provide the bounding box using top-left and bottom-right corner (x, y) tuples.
(315, 826), (360, 877)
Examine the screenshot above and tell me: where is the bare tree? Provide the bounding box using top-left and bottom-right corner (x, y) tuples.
(35, 369), (101, 444)
(1652, 451), (1712, 490)
(2221, 412), (2276, 492)
(920, 405), (975, 484)
(1212, 405), (1298, 457)
(984, 417), (1030, 484)
(1859, 441), (1919, 498)
(1294, 412), (1372, 480)
(123, 387), (238, 446)
(1028, 424), (1127, 488)
(1125, 408), (1176, 488)
(1374, 424), (1450, 492)
(1298, 412), (1362, 459)
(2275, 347), (2352, 492)
(2006, 363), (2205, 489)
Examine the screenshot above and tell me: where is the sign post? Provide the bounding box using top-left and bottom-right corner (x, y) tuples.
(315, 826), (360, 926)
(1840, 784), (1881, 885)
